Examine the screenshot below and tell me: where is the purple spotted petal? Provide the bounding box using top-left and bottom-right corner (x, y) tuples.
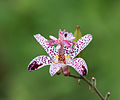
(63, 46), (72, 55)
(28, 56), (52, 71)
(49, 63), (64, 76)
(70, 34), (92, 59)
(67, 58), (88, 76)
(34, 34), (58, 59)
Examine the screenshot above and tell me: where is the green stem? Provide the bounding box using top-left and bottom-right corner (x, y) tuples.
(69, 74), (106, 100)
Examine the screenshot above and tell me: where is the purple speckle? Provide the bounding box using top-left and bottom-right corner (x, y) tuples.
(28, 61), (43, 71)
(82, 65), (87, 76)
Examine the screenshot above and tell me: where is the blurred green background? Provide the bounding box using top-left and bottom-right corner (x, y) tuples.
(0, 0), (120, 100)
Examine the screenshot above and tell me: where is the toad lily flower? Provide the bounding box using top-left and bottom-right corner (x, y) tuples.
(28, 30), (92, 76)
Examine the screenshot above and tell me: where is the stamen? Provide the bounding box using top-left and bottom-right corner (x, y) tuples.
(49, 35), (57, 40)
(65, 55), (70, 63)
(71, 37), (75, 40)
(54, 55), (58, 63)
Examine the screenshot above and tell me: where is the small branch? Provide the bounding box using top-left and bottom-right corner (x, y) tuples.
(68, 74), (110, 100)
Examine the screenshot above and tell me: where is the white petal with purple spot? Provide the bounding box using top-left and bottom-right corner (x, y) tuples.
(70, 34), (92, 59)
(67, 58), (88, 76)
(34, 34), (58, 59)
(28, 56), (52, 71)
(49, 63), (64, 76)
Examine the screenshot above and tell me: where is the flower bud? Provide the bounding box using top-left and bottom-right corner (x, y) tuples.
(73, 25), (82, 57)
(105, 92), (110, 100)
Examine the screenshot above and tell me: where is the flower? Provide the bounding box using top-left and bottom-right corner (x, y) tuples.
(28, 30), (92, 76)
(47, 29), (75, 49)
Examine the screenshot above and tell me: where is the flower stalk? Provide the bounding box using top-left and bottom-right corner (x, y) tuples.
(68, 74), (110, 100)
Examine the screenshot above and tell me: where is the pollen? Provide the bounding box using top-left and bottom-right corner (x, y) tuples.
(65, 55), (70, 62)
(55, 55), (58, 60)
(54, 55), (59, 63)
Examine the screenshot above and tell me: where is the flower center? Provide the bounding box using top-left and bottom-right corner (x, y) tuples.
(54, 55), (70, 64)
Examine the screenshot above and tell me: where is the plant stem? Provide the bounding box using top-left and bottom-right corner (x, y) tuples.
(69, 74), (107, 100)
